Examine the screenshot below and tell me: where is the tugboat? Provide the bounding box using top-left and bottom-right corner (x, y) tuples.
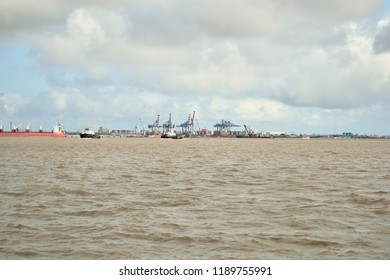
(80, 122), (100, 139)
(161, 114), (183, 139)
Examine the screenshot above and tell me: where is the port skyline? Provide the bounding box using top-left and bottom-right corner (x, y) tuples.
(1, 115), (389, 139)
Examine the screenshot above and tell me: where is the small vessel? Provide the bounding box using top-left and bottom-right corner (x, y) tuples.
(0, 121), (65, 137)
(161, 129), (183, 139)
(80, 122), (100, 139)
(302, 134), (310, 140)
(161, 114), (183, 139)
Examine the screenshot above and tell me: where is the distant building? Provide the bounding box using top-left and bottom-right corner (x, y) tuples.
(269, 131), (287, 136)
(98, 127), (110, 134)
(111, 129), (132, 135)
(200, 128), (212, 136)
(342, 132), (353, 138)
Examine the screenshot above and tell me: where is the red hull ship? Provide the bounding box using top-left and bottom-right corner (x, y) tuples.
(0, 122), (65, 138)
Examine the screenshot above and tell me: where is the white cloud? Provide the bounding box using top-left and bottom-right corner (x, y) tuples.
(32, 8), (111, 66)
(374, 17), (390, 54)
(288, 0), (382, 22)
(1, 1), (389, 133)
(0, 92), (28, 115)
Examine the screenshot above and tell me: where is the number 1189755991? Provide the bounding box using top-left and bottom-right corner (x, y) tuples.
(212, 266), (272, 276)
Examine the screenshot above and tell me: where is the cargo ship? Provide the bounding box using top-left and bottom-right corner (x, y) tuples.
(0, 122), (65, 137)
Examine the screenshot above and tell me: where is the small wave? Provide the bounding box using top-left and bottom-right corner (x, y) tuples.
(165, 235), (220, 244)
(324, 150), (339, 155)
(351, 239), (373, 247)
(373, 190), (389, 195)
(11, 223), (41, 232)
(161, 223), (183, 229)
(287, 219), (317, 230)
(267, 235), (342, 248)
(2, 191), (28, 197)
(155, 196), (199, 207)
(350, 193), (389, 206)
(129, 232), (220, 244)
(299, 238), (342, 247)
(14, 250), (40, 257)
(374, 209), (389, 215)
(65, 189), (93, 196)
(381, 174), (390, 180)
(48, 188), (66, 196)
(121, 174), (135, 179)
(59, 209), (113, 217)
(150, 170), (170, 176)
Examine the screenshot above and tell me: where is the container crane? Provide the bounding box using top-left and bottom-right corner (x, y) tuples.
(213, 119), (240, 131)
(177, 111), (196, 134)
(191, 111), (196, 133)
(162, 113), (174, 131)
(147, 114), (161, 133)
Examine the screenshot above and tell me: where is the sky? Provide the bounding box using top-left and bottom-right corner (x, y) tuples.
(1, 0), (390, 135)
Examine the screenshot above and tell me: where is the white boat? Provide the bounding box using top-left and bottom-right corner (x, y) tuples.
(302, 135), (310, 140)
(80, 122), (100, 139)
(161, 114), (183, 139)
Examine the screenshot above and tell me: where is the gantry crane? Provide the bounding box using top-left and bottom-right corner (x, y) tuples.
(213, 119), (240, 131)
(147, 114), (162, 133)
(177, 111), (196, 134)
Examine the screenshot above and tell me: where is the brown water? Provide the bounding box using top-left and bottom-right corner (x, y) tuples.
(0, 137), (389, 259)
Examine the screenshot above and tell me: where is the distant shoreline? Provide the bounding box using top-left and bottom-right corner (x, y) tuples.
(63, 132), (390, 140)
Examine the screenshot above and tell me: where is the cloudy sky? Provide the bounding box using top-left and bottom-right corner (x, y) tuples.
(1, 0), (390, 134)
